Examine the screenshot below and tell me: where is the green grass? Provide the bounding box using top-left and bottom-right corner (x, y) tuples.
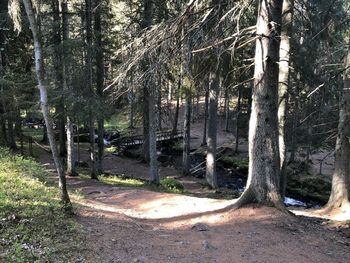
(79, 168), (187, 195)
(159, 178), (185, 194)
(105, 145), (119, 153)
(100, 175), (146, 187)
(0, 148), (85, 262)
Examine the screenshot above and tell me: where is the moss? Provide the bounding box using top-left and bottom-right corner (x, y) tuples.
(220, 156), (249, 171)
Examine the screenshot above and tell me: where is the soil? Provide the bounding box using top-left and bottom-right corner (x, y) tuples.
(33, 104), (350, 262)
(36, 150), (350, 262)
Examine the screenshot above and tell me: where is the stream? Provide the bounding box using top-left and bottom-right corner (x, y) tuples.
(159, 145), (320, 208)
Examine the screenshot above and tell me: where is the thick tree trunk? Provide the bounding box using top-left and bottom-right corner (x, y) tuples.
(61, 0), (77, 176)
(22, 0), (71, 209)
(237, 0), (284, 208)
(182, 88), (191, 175)
(206, 72), (219, 188)
(326, 43), (350, 210)
(278, 0), (293, 199)
(94, 0), (104, 175)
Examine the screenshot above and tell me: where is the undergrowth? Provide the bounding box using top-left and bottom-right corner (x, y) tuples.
(0, 148), (85, 262)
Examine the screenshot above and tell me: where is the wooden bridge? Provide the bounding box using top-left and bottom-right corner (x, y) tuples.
(110, 130), (183, 149)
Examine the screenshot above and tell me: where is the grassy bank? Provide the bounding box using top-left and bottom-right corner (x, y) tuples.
(0, 148), (85, 262)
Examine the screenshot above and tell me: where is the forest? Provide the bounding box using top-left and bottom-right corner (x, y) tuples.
(1, 0), (350, 262)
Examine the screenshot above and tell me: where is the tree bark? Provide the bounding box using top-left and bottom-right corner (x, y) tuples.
(0, 42), (7, 147)
(149, 81), (159, 184)
(142, 84), (150, 162)
(7, 116), (17, 150)
(237, 0), (284, 208)
(141, 0), (153, 163)
(51, 0), (66, 158)
(206, 72), (219, 188)
(235, 85), (242, 153)
(128, 77), (135, 129)
(224, 86), (230, 132)
(61, 0), (77, 176)
(278, 0), (293, 199)
(85, 0), (97, 178)
(94, 0), (104, 175)
(182, 88), (191, 175)
(22, 0), (71, 209)
(202, 77), (209, 146)
(172, 78), (180, 136)
(326, 42), (350, 210)
(158, 76), (162, 130)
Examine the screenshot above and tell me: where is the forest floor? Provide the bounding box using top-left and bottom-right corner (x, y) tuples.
(33, 138), (350, 262)
(27, 100), (348, 262)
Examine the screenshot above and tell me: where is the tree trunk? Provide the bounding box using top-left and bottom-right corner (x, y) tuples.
(142, 85), (150, 162)
(235, 85), (242, 153)
(278, 0), (293, 199)
(182, 88), (191, 175)
(89, 111), (97, 179)
(94, 0), (104, 175)
(237, 0), (284, 208)
(224, 86), (230, 132)
(128, 80), (135, 129)
(51, 0), (66, 158)
(61, 0), (77, 176)
(7, 116), (17, 150)
(22, 0), (71, 209)
(172, 78), (180, 136)
(0, 53), (7, 147)
(326, 42), (350, 210)
(149, 82), (159, 184)
(42, 124), (48, 144)
(85, 0), (97, 178)
(158, 76), (162, 130)
(202, 77), (209, 146)
(141, 0), (153, 163)
(206, 72), (219, 188)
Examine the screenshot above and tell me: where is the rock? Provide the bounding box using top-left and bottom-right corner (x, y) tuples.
(202, 240), (210, 251)
(175, 240), (189, 246)
(133, 256), (146, 263)
(191, 223), (209, 232)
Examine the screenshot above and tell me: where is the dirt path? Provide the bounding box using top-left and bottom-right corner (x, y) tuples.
(36, 149), (350, 263)
(71, 177), (350, 263)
